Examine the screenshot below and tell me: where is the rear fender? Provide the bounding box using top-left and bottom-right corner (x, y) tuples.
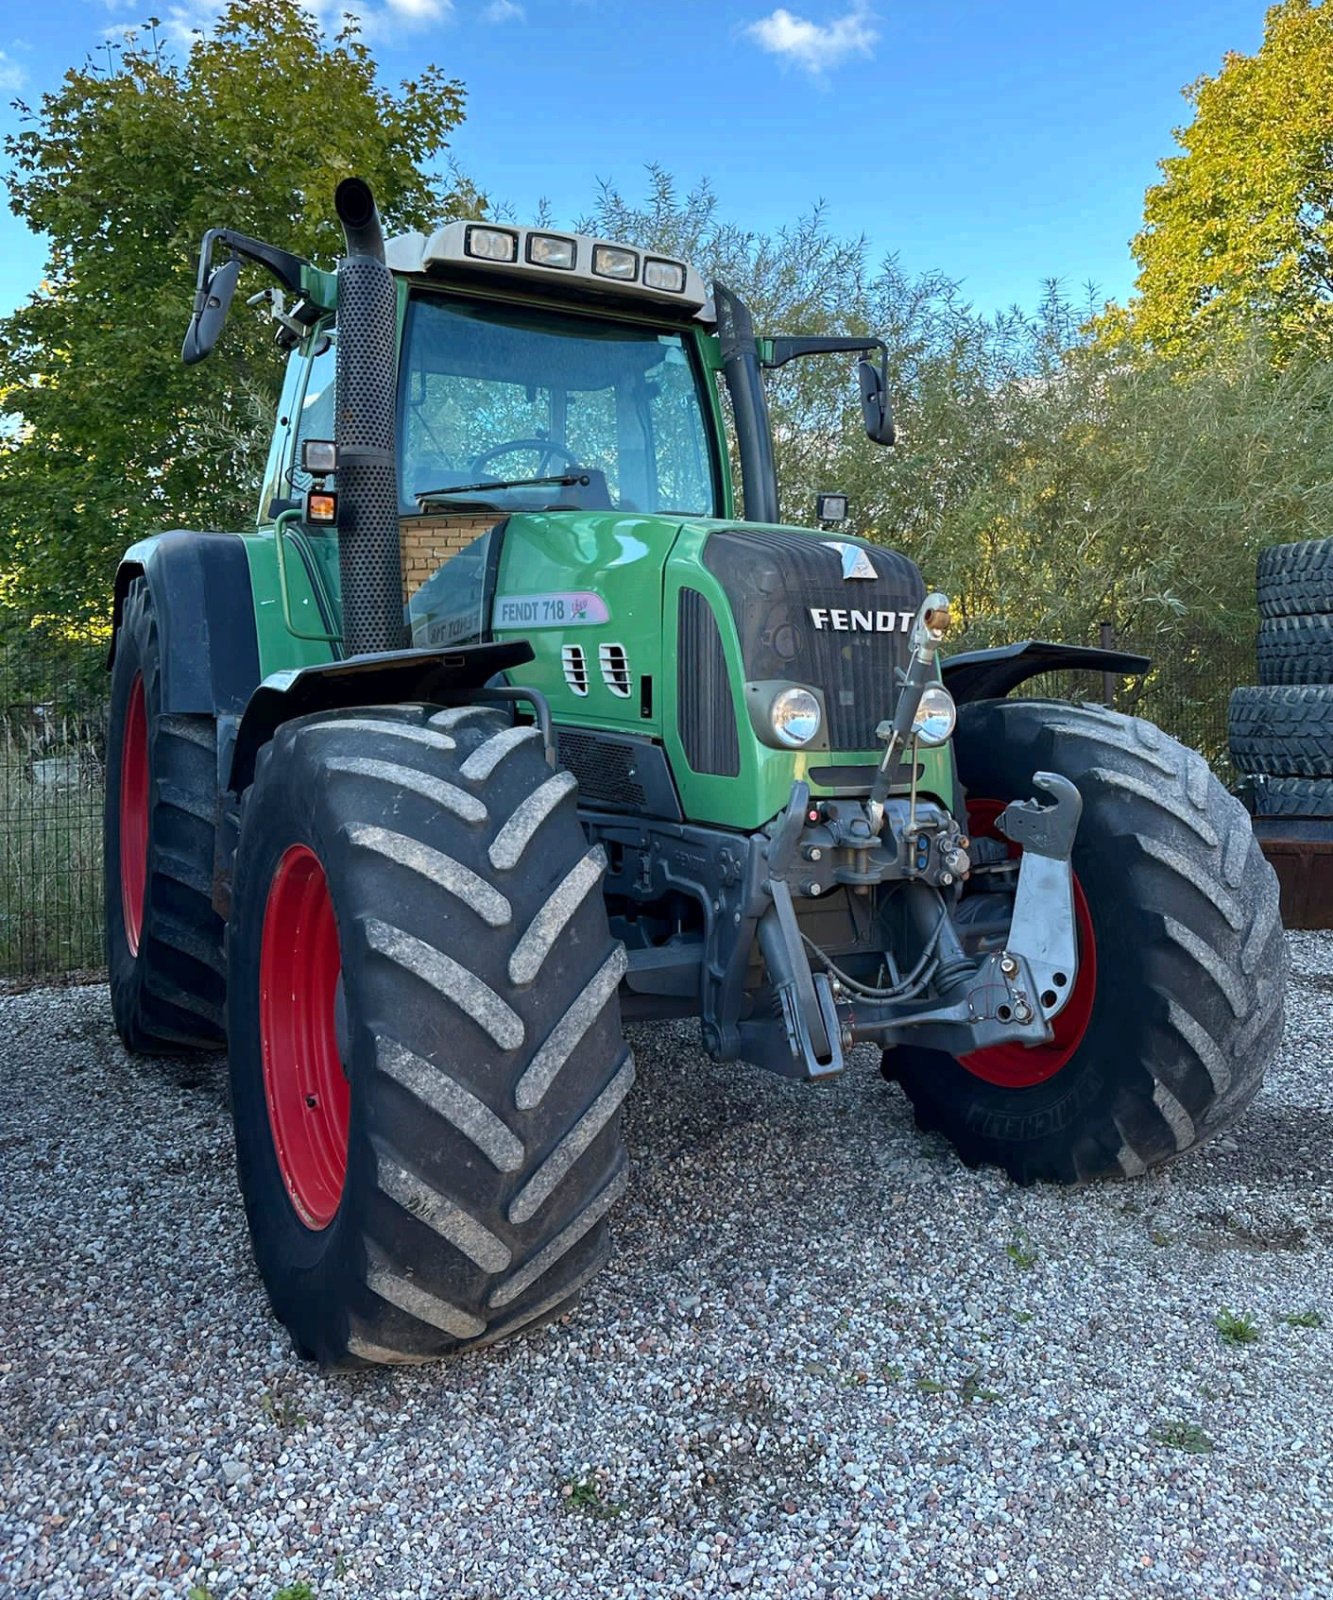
(110, 531), (261, 716)
(942, 640), (1150, 704)
(226, 642), (534, 793)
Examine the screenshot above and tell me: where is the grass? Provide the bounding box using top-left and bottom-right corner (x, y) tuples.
(0, 737), (105, 981)
(260, 1391), (309, 1431)
(1151, 1421), (1214, 1455)
(1214, 1309), (1261, 1346)
(1283, 1309), (1324, 1329)
(1006, 1229), (1038, 1270)
(560, 1474), (622, 1519)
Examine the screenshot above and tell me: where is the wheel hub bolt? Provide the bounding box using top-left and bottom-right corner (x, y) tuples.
(999, 953), (1018, 977)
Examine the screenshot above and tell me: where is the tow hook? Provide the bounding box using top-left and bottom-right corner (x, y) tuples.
(995, 773), (1083, 1024)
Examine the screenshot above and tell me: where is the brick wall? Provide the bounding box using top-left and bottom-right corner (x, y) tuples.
(401, 515), (499, 600)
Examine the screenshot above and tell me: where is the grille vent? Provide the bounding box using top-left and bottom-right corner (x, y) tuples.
(599, 642), (632, 698)
(677, 588), (740, 776)
(561, 644), (589, 697)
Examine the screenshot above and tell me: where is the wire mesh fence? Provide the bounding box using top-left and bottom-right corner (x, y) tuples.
(0, 609), (1256, 984)
(1, 620), (108, 984)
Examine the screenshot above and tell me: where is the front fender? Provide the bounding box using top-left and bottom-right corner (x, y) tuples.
(942, 640), (1150, 705)
(226, 642), (534, 792)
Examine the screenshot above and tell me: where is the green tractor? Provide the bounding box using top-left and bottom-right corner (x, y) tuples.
(104, 179), (1285, 1365)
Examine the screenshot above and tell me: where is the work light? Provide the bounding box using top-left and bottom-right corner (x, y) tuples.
(643, 257), (686, 293)
(527, 233), (576, 270)
(465, 226), (518, 263)
(592, 245), (638, 281)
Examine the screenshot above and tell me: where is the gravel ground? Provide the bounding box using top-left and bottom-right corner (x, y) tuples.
(2, 933), (1332, 1600)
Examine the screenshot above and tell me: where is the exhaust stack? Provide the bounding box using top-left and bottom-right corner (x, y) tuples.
(333, 177), (407, 655)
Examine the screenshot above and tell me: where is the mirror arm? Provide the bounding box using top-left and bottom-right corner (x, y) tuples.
(191, 227), (310, 304)
(761, 335), (888, 371)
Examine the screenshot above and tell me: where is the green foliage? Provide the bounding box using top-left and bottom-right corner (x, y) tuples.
(573, 173), (1333, 766)
(560, 1473), (622, 1518)
(1151, 1420), (1215, 1454)
(1214, 1309), (1261, 1345)
(0, 0), (480, 622)
(1119, 0), (1333, 362)
(1283, 1309), (1324, 1329)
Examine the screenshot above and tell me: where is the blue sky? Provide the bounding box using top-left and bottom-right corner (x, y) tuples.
(0, 0), (1266, 322)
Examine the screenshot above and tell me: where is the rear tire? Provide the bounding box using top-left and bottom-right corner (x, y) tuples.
(1257, 538), (1333, 618)
(1228, 685), (1333, 778)
(226, 704), (630, 1365)
(887, 701), (1285, 1184)
(103, 578), (225, 1053)
(1252, 775), (1333, 818)
(1256, 614), (1333, 685)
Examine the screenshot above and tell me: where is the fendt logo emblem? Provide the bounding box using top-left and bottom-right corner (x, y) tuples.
(809, 607), (915, 633)
(821, 540), (877, 580)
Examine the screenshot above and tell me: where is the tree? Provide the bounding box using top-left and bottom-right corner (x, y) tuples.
(1121, 0), (1333, 362)
(0, 0), (481, 622)
(564, 173), (1333, 762)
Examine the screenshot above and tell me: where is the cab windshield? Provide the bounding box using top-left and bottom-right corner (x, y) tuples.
(397, 292), (720, 517)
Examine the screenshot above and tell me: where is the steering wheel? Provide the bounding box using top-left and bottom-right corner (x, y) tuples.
(471, 439), (581, 479)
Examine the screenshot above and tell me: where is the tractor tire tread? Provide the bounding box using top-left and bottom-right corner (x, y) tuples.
(226, 705), (629, 1366)
(892, 700), (1284, 1184)
(1256, 538), (1333, 617)
(1229, 684), (1333, 777)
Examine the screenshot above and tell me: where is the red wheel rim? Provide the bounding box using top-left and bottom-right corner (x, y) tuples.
(119, 672), (150, 957)
(259, 845), (349, 1229)
(956, 797), (1098, 1089)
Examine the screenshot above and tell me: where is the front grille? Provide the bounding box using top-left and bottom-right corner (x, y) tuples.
(557, 729), (647, 808)
(703, 529), (924, 751)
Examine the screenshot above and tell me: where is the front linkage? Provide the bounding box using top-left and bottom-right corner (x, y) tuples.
(594, 590), (1084, 1082)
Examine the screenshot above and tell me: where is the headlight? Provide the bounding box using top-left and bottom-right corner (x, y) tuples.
(911, 684), (956, 746)
(771, 687), (822, 747)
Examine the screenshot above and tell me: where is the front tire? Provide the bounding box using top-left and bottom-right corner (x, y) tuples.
(103, 578), (226, 1052)
(226, 704), (631, 1365)
(887, 701), (1286, 1183)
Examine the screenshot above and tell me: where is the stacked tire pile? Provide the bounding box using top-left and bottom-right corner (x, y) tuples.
(1228, 539), (1333, 816)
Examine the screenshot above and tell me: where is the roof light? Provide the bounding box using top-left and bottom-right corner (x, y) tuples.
(643, 257), (686, 293)
(527, 233), (576, 270)
(592, 244), (638, 282)
(465, 226), (518, 264)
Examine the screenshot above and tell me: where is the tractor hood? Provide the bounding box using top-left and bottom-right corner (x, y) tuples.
(405, 508), (943, 831)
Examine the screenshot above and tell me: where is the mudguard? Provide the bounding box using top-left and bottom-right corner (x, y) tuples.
(942, 640), (1150, 704)
(227, 642), (534, 792)
(110, 531), (261, 716)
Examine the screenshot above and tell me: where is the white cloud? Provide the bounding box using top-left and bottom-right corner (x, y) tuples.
(0, 50), (28, 92)
(483, 0), (524, 19)
(744, 2), (878, 76)
(384, 0), (452, 20)
(151, 0), (453, 48)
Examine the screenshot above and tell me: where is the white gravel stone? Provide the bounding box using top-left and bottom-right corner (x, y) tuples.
(1, 931), (1331, 1598)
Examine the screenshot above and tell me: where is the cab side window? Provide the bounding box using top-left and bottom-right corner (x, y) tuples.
(291, 333), (337, 494)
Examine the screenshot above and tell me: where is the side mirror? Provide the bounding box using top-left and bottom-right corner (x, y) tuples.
(858, 359), (896, 447)
(181, 257), (241, 366)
